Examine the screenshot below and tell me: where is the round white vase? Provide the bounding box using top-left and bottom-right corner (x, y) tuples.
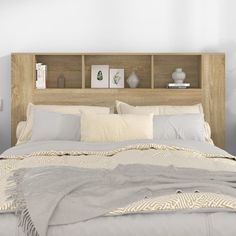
(127, 72), (139, 88)
(172, 68), (186, 83)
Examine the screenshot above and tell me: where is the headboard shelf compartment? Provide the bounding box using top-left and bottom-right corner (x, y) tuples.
(35, 55), (83, 88)
(32, 53), (205, 89)
(153, 55), (202, 88)
(84, 55), (152, 89)
(11, 52), (225, 148)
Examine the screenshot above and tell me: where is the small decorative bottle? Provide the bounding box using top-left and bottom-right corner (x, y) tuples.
(57, 74), (65, 88)
(127, 72), (139, 88)
(172, 68), (186, 84)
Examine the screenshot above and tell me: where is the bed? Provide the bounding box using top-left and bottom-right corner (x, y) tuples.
(1, 52), (233, 236)
(1, 138), (236, 236)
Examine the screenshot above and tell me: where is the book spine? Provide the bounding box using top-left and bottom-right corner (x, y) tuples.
(35, 63), (47, 89)
(41, 65), (47, 89)
(168, 86), (188, 89)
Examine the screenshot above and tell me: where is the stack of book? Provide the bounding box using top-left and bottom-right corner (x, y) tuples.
(167, 83), (190, 89)
(36, 63), (47, 89)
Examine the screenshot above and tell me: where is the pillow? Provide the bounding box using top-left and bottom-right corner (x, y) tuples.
(81, 114), (153, 142)
(116, 100), (204, 115)
(17, 103), (111, 145)
(153, 114), (205, 141)
(16, 121), (27, 140)
(204, 122), (214, 145)
(26, 103), (111, 117)
(31, 110), (80, 142)
(116, 100), (213, 144)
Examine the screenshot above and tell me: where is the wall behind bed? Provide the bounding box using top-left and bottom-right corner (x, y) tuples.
(0, 0), (235, 154)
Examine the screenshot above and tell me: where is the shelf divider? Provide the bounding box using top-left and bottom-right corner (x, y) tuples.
(151, 55), (154, 89)
(82, 55), (85, 89)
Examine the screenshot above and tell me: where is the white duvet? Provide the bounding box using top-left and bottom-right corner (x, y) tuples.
(0, 139), (236, 236)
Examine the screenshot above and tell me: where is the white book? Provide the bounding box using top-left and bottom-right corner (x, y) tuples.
(168, 83), (190, 89)
(41, 65), (47, 89)
(36, 63), (42, 83)
(168, 83), (190, 87)
(36, 64), (47, 89)
(35, 63), (42, 71)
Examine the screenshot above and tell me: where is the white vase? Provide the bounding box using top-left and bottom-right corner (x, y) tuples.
(127, 72), (139, 88)
(172, 68), (186, 84)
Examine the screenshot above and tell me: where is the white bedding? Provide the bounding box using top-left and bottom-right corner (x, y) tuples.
(2, 212), (236, 236)
(0, 140), (236, 236)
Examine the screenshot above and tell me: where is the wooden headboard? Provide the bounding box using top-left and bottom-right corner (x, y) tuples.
(11, 53), (225, 148)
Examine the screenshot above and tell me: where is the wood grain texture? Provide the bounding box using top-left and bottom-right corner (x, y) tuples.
(202, 54), (225, 148)
(154, 55), (201, 88)
(11, 54), (35, 145)
(32, 89), (202, 107)
(36, 55), (82, 88)
(151, 55), (154, 89)
(11, 53), (225, 148)
(82, 55), (85, 89)
(84, 55), (152, 88)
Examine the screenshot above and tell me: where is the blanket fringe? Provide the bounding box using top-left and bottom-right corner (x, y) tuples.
(29, 143), (236, 160)
(1, 143), (235, 160)
(19, 208), (39, 236)
(6, 168), (39, 236)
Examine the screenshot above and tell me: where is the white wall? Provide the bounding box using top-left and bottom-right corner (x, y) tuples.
(0, 0), (235, 154)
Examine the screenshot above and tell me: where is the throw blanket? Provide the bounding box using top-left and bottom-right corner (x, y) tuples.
(7, 164), (236, 236)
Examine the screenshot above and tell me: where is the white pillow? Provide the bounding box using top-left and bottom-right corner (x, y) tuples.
(17, 103), (110, 145)
(31, 110), (81, 142)
(81, 114), (153, 142)
(116, 101), (213, 144)
(153, 114), (205, 141)
(116, 100), (204, 115)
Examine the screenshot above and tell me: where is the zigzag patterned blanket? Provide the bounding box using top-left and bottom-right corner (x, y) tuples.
(7, 163), (236, 236)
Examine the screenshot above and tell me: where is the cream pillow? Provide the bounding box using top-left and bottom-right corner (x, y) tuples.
(81, 114), (153, 142)
(17, 103), (111, 145)
(116, 100), (213, 144)
(204, 122), (214, 145)
(16, 121), (27, 140)
(116, 100), (204, 115)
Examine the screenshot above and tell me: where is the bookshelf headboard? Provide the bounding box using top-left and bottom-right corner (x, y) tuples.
(11, 52), (225, 147)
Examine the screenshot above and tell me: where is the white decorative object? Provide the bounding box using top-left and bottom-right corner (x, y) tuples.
(57, 74), (65, 88)
(168, 83), (190, 89)
(172, 68), (186, 84)
(126, 72), (139, 88)
(91, 65), (109, 88)
(36, 63), (47, 89)
(109, 69), (124, 88)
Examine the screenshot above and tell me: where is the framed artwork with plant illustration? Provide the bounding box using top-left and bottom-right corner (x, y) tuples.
(91, 65), (109, 88)
(109, 69), (124, 88)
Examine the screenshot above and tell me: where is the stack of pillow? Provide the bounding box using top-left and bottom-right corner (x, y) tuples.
(16, 101), (213, 145)
(116, 101), (212, 144)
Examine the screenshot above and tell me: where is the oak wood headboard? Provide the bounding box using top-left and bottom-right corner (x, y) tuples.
(11, 52), (225, 148)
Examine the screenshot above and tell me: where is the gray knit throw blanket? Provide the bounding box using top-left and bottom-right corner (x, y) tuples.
(7, 164), (236, 236)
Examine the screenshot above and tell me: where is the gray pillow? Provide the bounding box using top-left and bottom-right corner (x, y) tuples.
(31, 109), (81, 141)
(153, 114), (205, 141)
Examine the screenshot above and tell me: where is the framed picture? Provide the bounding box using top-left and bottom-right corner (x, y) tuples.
(91, 65), (109, 88)
(109, 69), (124, 88)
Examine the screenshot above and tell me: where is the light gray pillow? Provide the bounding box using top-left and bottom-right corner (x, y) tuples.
(153, 114), (205, 141)
(31, 109), (81, 141)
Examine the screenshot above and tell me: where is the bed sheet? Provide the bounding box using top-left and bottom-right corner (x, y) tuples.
(1, 212), (236, 236)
